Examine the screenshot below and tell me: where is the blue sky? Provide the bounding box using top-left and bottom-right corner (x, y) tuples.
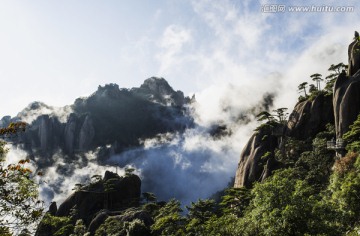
(1, 0), (360, 118)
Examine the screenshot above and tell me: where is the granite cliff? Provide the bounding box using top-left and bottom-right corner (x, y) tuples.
(235, 33), (360, 188)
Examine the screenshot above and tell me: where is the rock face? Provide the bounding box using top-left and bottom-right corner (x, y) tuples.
(79, 115), (95, 150)
(234, 93), (334, 188)
(234, 128), (279, 188)
(55, 171), (141, 225)
(286, 93), (334, 139)
(348, 31), (360, 76)
(35, 171), (143, 236)
(64, 114), (77, 153)
(14, 112), (93, 158)
(333, 71), (360, 139)
(132, 77), (186, 107)
(333, 33), (360, 139)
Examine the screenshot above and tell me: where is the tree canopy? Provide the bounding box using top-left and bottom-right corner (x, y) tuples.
(0, 123), (43, 235)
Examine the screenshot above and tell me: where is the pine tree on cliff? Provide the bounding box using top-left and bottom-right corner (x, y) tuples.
(256, 111), (275, 123)
(273, 108), (288, 123)
(311, 73), (323, 90)
(298, 82), (308, 97)
(325, 63), (348, 92)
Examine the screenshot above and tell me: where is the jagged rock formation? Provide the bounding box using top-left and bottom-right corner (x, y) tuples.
(1, 78), (193, 166)
(132, 77), (187, 106)
(35, 171), (142, 236)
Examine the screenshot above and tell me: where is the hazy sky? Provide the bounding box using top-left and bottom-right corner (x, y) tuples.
(1, 0), (360, 117)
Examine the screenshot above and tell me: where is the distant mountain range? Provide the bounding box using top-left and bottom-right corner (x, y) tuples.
(1, 77), (194, 167)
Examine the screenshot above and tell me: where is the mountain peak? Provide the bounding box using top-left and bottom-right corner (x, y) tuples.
(95, 83), (122, 99)
(140, 77), (174, 94)
(135, 77), (186, 106)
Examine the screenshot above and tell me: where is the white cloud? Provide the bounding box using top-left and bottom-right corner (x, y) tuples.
(157, 25), (192, 75)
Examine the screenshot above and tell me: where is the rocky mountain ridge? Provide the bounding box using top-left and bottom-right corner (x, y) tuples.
(1, 77), (193, 167)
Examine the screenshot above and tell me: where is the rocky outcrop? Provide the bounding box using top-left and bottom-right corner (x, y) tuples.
(47, 202), (57, 216)
(332, 33), (360, 140)
(234, 127), (279, 188)
(36, 171), (143, 236)
(13, 113), (92, 158)
(0, 115), (11, 127)
(234, 92), (334, 188)
(286, 93), (334, 139)
(20, 114), (63, 157)
(333, 70), (360, 139)
(348, 31), (360, 76)
(55, 171), (141, 225)
(132, 77), (186, 107)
